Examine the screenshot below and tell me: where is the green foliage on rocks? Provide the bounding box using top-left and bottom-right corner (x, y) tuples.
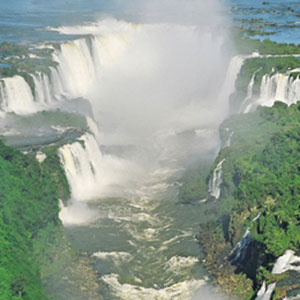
(179, 161), (212, 203)
(193, 101), (300, 299)
(0, 140), (69, 299)
(218, 102), (300, 256)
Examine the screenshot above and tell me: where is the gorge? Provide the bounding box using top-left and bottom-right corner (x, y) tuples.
(1, 0), (300, 300)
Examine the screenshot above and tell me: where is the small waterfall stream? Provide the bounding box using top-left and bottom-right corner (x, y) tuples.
(208, 159), (225, 199)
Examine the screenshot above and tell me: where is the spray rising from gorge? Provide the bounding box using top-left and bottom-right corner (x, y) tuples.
(47, 1), (236, 206)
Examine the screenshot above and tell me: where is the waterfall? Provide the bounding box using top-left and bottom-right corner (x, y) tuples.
(224, 130), (234, 147)
(240, 68), (261, 113)
(50, 22), (136, 100)
(259, 74), (290, 105)
(229, 228), (251, 262)
(255, 250), (300, 300)
(245, 73), (300, 112)
(32, 72), (54, 105)
(58, 133), (104, 201)
(229, 213), (261, 262)
(0, 71), (66, 115)
(52, 39), (96, 98)
(208, 159), (225, 199)
(58, 131), (141, 202)
(0, 76), (40, 114)
(255, 282), (277, 300)
(218, 55), (245, 113)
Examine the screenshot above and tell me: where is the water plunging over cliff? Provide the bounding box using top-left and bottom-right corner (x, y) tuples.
(208, 159), (225, 199)
(241, 72), (300, 113)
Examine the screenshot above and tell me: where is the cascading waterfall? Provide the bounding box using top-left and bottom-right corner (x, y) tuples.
(0, 41), (96, 116)
(230, 228), (251, 262)
(208, 159), (225, 199)
(32, 72), (55, 105)
(224, 129), (234, 147)
(219, 56), (245, 114)
(58, 132), (141, 202)
(260, 73), (291, 105)
(240, 68), (261, 113)
(255, 250), (300, 300)
(52, 39), (97, 98)
(243, 72), (300, 113)
(0, 76), (41, 114)
(229, 213), (261, 262)
(58, 133), (103, 201)
(0, 69), (67, 115)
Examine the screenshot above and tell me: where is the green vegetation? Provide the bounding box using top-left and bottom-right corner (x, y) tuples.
(191, 29), (300, 298)
(219, 102), (300, 252)
(178, 161), (211, 204)
(192, 102), (300, 299)
(0, 140), (69, 299)
(33, 223), (102, 300)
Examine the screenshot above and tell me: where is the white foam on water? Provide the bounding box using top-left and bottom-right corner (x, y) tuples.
(164, 256), (199, 275)
(59, 199), (98, 226)
(1, 128), (21, 136)
(93, 251), (133, 264)
(161, 231), (193, 247)
(48, 18), (139, 36)
(131, 213), (157, 224)
(102, 273), (205, 300)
